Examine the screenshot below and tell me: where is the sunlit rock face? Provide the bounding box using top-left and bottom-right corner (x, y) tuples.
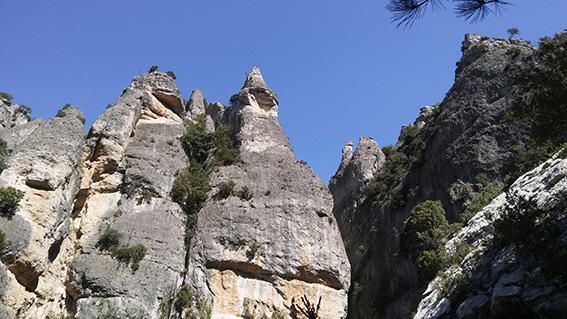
(187, 67), (350, 319)
(0, 68), (350, 319)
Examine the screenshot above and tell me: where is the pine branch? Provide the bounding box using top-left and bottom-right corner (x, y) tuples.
(387, 0), (512, 27)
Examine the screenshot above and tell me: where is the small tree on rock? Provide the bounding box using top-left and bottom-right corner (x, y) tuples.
(507, 27), (520, 39)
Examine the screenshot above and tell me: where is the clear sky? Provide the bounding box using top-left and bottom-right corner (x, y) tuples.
(1, 1), (566, 182)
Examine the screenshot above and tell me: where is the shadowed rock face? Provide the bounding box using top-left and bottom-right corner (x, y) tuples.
(187, 67), (350, 319)
(415, 153), (567, 319)
(330, 34), (540, 319)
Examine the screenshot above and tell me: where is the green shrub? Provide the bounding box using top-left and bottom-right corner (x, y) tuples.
(399, 124), (420, 145)
(271, 309), (286, 319)
(495, 193), (567, 279)
(95, 228), (146, 272)
(401, 200), (450, 281)
(391, 186), (408, 209)
(181, 115), (215, 164)
(0, 186), (24, 217)
(237, 186), (253, 201)
(448, 242), (473, 266)
(0, 92), (13, 103)
(0, 230), (6, 252)
(436, 270), (466, 298)
(506, 140), (567, 185)
(173, 115), (240, 248)
(417, 246), (447, 281)
(458, 183), (501, 224)
(165, 71), (177, 80)
(171, 159), (209, 210)
(508, 31), (567, 180)
(217, 180), (236, 200)
(0, 138), (8, 173)
(95, 228), (122, 251)
(366, 148), (411, 206)
(174, 284), (193, 312)
(211, 125), (240, 167)
(247, 241), (259, 260)
(174, 284), (211, 319)
(111, 244), (146, 271)
(382, 145), (394, 157)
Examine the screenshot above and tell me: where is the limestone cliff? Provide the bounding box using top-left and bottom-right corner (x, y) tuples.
(330, 34), (565, 319)
(187, 67), (350, 318)
(0, 68), (350, 319)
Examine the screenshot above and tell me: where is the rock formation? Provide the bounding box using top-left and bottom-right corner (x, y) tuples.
(0, 68), (350, 319)
(329, 34), (564, 319)
(0, 32), (565, 319)
(187, 67), (350, 318)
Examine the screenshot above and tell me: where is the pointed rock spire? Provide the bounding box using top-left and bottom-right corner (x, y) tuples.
(242, 66), (270, 90)
(234, 66), (279, 111)
(187, 89), (206, 119)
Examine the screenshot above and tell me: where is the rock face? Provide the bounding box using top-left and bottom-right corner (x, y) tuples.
(414, 152), (567, 319)
(187, 67), (350, 318)
(1, 33), (565, 319)
(330, 34), (542, 319)
(0, 69), (350, 318)
(0, 104), (85, 316)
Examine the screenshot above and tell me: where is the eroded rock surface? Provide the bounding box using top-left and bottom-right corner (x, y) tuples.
(414, 152), (567, 319)
(187, 67), (350, 319)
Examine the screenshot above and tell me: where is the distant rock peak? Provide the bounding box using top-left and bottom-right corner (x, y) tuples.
(242, 66), (270, 90)
(233, 66), (279, 112)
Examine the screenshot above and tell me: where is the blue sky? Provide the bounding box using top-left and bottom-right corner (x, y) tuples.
(1, 1), (566, 182)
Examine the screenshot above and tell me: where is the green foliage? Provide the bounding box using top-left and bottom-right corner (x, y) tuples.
(436, 270), (466, 298)
(495, 193), (567, 278)
(448, 242), (473, 266)
(399, 124), (420, 145)
(270, 309), (286, 319)
(458, 182), (501, 224)
(111, 244), (146, 271)
(95, 228), (146, 272)
(0, 186), (24, 217)
(95, 228), (122, 251)
(417, 246), (447, 281)
(508, 31), (567, 180)
(506, 140), (567, 185)
(174, 285), (212, 319)
(181, 116), (215, 164)
(173, 115), (240, 247)
(174, 284), (193, 312)
(401, 200), (450, 281)
(237, 186), (253, 201)
(171, 159), (210, 211)
(217, 180), (236, 200)
(0, 92), (13, 102)
(165, 71), (177, 80)
(56, 104), (86, 124)
(366, 148), (411, 207)
(0, 229), (6, 253)
(391, 186), (408, 209)
(211, 125), (240, 167)
(507, 27), (520, 38)
(148, 65), (159, 73)
(0, 138), (8, 173)
(247, 241), (259, 260)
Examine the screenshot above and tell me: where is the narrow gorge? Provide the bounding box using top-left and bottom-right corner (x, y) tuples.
(0, 32), (565, 319)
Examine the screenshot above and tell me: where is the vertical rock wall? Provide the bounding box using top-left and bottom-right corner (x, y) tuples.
(187, 67), (351, 318)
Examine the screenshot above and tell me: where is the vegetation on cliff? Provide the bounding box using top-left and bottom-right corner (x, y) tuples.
(507, 31), (567, 183)
(171, 114), (240, 246)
